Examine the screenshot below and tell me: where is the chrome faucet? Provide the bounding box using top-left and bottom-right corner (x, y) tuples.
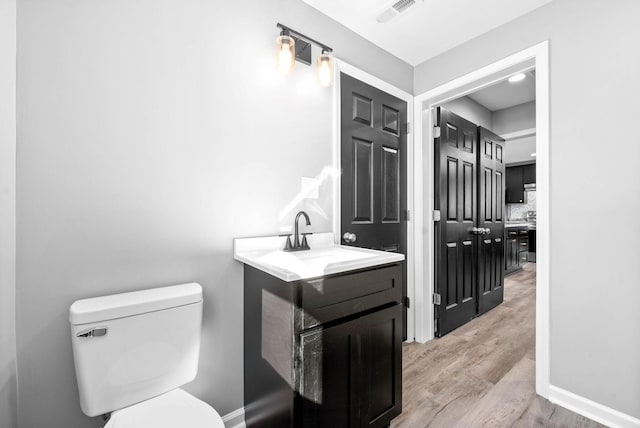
(282, 211), (312, 251)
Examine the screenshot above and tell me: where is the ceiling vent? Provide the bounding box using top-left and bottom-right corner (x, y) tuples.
(376, 0), (423, 23)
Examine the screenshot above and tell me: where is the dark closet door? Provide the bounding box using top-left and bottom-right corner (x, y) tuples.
(340, 73), (407, 339)
(477, 127), (506, 314)
(434, 107), (478, 337)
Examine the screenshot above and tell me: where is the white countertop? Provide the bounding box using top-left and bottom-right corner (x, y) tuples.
(234, 233), (404, 282)
(505, 222), (531, 228)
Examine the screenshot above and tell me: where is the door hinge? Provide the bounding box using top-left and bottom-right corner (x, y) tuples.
(404, 122), (411, 134)
(433, 210), (441, 222)
(403, 296), (410, 308)
(433, 126), (441, 139)
(433, 293), (441, 305)
(404, 209), (411, 221)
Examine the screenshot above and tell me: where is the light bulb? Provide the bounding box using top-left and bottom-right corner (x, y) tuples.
(317, 51), (333, 87)
(508, 73), (526, 83)
(276, 35), (295, 74)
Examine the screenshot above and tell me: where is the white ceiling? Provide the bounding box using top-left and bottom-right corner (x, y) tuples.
(302, 0), (553, 66)
(468, 70), (536, 111)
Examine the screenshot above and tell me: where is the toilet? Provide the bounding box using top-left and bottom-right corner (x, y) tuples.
(69, 282), (224, 428)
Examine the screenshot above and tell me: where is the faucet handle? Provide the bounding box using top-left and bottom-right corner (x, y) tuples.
(300, 233), (312, 250)
(279, 234), (293, 251)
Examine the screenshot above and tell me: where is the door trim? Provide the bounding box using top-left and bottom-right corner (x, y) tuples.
(333, 59), (415, 343)
(412, 41), (550, 398)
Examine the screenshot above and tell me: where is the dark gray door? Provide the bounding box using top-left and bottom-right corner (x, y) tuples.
(477, 127), (506, 314)
(340, 73), (407, 339)
(434, 107), (478, 337)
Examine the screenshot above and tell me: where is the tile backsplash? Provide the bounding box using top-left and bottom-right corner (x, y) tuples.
(508, 189), (536, 219)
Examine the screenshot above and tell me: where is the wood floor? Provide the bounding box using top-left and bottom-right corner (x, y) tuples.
(393, 264), (605, 428)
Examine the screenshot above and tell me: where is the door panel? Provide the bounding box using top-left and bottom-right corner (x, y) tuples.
(477, 127), (506, 314)
(299, 319), (361, 427)
(353, 137), (374, 223)
(360, 304), (402, 428)
(434, 108), (478, 336)
(340, 73), (407, 339)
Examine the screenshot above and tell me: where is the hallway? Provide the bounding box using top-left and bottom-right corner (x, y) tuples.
(394, 265), (604, 427)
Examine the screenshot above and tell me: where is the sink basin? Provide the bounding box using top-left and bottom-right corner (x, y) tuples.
(234, 234), (404, 281)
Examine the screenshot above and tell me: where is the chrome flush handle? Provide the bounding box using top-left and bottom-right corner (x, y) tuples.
(76, 327), (108, 338)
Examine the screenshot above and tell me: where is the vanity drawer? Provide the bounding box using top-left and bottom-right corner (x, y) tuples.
(300, 264), (402, 329)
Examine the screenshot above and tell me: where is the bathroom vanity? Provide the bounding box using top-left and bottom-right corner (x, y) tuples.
(235, 234), (404, 427)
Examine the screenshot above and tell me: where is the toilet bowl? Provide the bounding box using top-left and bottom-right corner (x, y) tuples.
(104, 389), (224, 428)
(69, 283), (224, 427)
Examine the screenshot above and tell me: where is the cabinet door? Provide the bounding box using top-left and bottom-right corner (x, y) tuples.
(518, 237), (529, 265)
(299, 318), (361, 428)
(522, 163), (536, 184)
(505, 236), (519, 272)
(506, 166), (524, 203)
(360, 305), (402, 428)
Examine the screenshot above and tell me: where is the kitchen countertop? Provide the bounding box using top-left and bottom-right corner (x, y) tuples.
(505, 220), (536, 229)
(234, 232), (404, 282)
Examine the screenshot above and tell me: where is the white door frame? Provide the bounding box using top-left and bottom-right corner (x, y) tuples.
(412, 41), (550, 398)
(332, 59), (415, 343)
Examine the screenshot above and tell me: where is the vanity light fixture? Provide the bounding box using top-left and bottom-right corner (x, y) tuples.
(276, 29), (296, 74)
(276, 23), (334, 87)
(317, 49), (333, 87)
(508, 73), (526, 83)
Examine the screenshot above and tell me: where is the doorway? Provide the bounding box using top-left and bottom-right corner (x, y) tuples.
(412, 41), (550, 397)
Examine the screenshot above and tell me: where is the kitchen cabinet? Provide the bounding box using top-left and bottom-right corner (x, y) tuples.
(505, 227), (529, 275)
(522, 163), (536, 184)
(244, 263), (403, 427)
(506, 163), (536, 203)
(506, 166), (524, 203)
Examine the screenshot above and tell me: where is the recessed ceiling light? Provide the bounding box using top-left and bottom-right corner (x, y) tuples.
(508, 73), (526, 83)
(531, 153), (537, 157)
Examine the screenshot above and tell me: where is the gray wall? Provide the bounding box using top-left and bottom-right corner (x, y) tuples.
(0, 0), (17, 426)
(415, 0), (640, 418)
(15, 0), (411, 427)
(441, 96), (492, 129)
(505, 136), (536, 165)
(492, 101), (535, 136)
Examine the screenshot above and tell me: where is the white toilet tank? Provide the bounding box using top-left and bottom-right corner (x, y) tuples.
(69, 283), (203, 417)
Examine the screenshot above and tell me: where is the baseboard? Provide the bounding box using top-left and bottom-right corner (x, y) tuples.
(222, 406), (245, 428)
(549, 385), (640, 428)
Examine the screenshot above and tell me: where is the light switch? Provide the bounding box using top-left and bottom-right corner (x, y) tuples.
(301, 177), (319, 200)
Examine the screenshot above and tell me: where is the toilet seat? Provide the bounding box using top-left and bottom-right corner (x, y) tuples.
(104, 388), (224, 428)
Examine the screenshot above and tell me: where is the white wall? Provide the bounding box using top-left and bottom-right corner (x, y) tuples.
(0, 0), (17, 426)
(492, 101), (535, 136)
(15, 0), (412, 427)
(415, 0), (640, 419)
(441, 96), (493, 129)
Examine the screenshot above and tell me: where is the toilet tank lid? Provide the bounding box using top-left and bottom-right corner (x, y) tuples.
(69, 282), (203, 325)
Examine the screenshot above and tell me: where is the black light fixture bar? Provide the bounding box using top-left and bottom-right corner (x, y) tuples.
(276, 22), (333, 65)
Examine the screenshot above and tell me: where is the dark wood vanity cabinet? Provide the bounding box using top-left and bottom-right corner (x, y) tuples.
(244, 263), (403, 428)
